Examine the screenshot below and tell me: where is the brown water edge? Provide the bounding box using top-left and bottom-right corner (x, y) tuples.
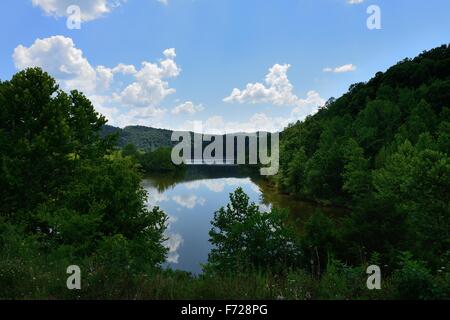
(252, 177), (349, 233)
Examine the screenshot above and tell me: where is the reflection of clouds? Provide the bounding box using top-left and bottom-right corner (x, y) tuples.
(164, 233), (184, 264)
(144, 186), (168, 208)
(184, 180), (225, 192)
(172, 195), (206, 209)
(184, 178), (253, 193)
(258, 203), (272, 213)
(167, 215), (178, 224)
(251, 184), (261, 194)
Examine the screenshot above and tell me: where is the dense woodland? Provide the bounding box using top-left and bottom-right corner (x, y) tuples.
(275, 44), (450, 275)
(121, 143), (185, 174)
(0, 45), (449, 299)
(102, 125), (175, 151)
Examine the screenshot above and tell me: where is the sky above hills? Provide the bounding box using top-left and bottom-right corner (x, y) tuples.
(1, 0), (449, 133)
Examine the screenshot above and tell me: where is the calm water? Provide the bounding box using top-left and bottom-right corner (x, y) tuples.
(143, 167), (341, 274)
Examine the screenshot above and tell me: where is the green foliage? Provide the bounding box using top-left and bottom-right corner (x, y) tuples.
(207, 188), (302, 274)
(121, 143), (139, 158)
(138, 147), (183, 173)
(277, 45), (450, 275)
(315, 259), (366, 300)
(392, 252), (448, 300)
(0, 68), (168, 298)
(342, 139), (371, 199)
(101, 125), (174, 151)
(120, 143), (185, 174)
(372, 141), (450, 265)
(301, 211), (337, 277)
(285, 148), (307, 194)
(0, 68), (110, 217)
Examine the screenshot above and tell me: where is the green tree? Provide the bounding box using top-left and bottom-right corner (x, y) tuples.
(139, 147), (183, 173)
(373, 141), (450, 265)
(285, 148), (307, 194)
(121, 143), (139, 158)
(342, 139), (371, 200)
(207, 188), (301, 274)
(302, 211), (337, 277)
(0, 68), (169, 286)
(0, 68), (111, 221)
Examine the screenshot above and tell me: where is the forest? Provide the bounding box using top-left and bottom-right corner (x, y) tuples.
(0, 45), (448, 300)
(274, 44), (450, 274)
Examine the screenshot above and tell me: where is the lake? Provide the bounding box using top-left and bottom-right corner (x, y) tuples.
(143, 167), (341, 274)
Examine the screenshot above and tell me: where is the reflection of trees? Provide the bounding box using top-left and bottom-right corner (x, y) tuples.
(252, 178), (346, 226)
(145, 166), (259, 193)
(144, 171), (187, 192)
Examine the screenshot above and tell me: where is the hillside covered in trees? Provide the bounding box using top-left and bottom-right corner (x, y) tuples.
(101, 125), (175, 151)
(275, 44), (450, 274)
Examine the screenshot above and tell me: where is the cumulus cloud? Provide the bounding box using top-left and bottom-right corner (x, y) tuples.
(13, 36), (180, 128)
(112, 63), (137, 75)
(172, 101), (204, 115)
(223, 64), (324, 110)
(347, 0), (364, 4)
(177, 112), (292, 134)
(32, 0), (168, 22)
(323, 64), (357, 73)
(291, 90), (327, 119)
(13, 36), (98, 93)
(114, 51), (181, 109)
(31, 0), (126, 22)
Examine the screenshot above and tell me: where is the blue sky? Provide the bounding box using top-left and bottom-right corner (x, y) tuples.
(1, 0), (449, 132)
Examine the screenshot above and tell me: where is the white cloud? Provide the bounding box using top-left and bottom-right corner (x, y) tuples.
(172, 101), (204, 115)
(223, 64), (324, 110)
(13, 36), (180, 128)
(347, 0), (364, 4)
(32, 0), (168, 22)
(13, 36), (98, 93)
(291, 90), (327, 119)
(112, 63), (137, 75)
(177, 112), (292, 134)
(323, 64), (357, 73)
(31, 0), (126, 22)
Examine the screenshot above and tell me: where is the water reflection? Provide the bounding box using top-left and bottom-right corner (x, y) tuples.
(164, 233), (183, 264)
(143, 167), (343, 274)
(172, 195), (206, 209)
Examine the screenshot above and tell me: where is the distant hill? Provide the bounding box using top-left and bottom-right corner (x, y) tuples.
(101, 125), (274, 153)
(101, 125), (175, 151)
